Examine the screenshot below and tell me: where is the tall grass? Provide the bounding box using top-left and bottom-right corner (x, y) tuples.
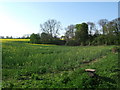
(2, 41), (112, 74)
(2, 39), (118, 88)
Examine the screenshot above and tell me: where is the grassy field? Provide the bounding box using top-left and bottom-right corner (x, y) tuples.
(1, 39), (119, 88)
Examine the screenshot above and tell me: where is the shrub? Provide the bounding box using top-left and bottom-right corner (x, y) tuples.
(65, 40), (79, 46)
(30, 33), (40, 44)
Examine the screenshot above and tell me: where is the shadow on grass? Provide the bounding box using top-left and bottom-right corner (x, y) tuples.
(95, 74), (116, 84)
(82, 74), (117, 88)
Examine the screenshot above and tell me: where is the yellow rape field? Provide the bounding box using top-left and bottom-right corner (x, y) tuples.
(0, 39), (56, 46)
(0, 39), (30, 43)
(28, 43), (57, 46)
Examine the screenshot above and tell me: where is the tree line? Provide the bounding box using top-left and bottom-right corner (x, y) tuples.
(0, 34), (30, 39)
(30, 18), (120, 46)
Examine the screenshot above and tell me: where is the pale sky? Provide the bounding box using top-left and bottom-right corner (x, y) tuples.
(0, 2), (118, 37)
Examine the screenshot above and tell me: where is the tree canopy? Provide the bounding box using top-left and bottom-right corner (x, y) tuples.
(75, 23), (88, 45)
(30, 18), (120, 46)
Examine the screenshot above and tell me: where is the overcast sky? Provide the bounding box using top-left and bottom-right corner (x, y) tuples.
(0, 2), (118, 37)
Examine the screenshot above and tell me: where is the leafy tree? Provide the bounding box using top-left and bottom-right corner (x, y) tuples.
(40, 32), (53, 44)
(52, 37), (66, 45)
(92, 35), (105, 45)
(97, 18), (120, 45)
(22, 34), (30, 39)
(6, 36), (12, 39)
(75, 23), (88, 45)
(0, 36), (4, 39)
(30, 33), (40, 44)
(65, 40), (79, 46)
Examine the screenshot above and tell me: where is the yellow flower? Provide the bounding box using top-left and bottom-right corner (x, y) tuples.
(0, 39), (30, 42)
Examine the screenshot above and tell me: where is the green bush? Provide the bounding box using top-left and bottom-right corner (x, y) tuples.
(65, 40), (79, 46)
(30, 33), (40, 44)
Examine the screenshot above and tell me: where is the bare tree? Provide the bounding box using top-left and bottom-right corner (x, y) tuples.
(40, 19), (62, 37)
(112, 18), (120, 33)
(65, 24), (75, 40)
(102, 18), (120, 35)
(87, 22), (95, 35)
(105, 21), (114, 34)
(98, 19), (108, 34)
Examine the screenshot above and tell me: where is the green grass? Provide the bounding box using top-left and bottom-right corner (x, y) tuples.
(2, 40), (119, 88)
